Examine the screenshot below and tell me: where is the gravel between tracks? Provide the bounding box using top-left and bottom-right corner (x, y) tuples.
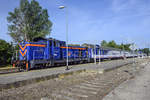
(0, 58), (148, 100)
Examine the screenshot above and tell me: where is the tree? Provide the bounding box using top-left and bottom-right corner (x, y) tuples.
(101, 40), (107, 47)
(68, 44), (80, 46)
(107, 40), (117, 48)
(139, 48), (150, 56)
(100, 40), (132, 51)
(118, 43), (124, 50)
(7, 0), (52, 43)
(0, 39), (13, 66)
(124, 44), (131, 51)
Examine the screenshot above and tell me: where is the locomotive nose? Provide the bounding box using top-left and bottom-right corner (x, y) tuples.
(19, 42), (27, 60)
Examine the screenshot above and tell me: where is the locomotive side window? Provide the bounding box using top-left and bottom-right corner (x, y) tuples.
(53, 41), (60, 47)
(60, 41), (65, 47)
(54, 41), (56, 47)
(79, 49), (81, 57)
(49, 41), (52, 46)
(60, 43), (63, 47)
(56, 41), (60, 47)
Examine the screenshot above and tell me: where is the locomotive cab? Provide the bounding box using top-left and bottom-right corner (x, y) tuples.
(13, 38), (47, 70)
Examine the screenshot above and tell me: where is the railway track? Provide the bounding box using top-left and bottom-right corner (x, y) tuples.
(40, 62), (146, 100)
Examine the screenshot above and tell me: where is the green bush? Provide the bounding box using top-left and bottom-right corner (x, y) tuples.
(0, 39), (13, 66)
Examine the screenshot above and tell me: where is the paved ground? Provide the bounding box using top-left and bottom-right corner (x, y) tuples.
(103, 60), (150, 100)
(0, 58), (148, 100)
(0, 59), (134, 85)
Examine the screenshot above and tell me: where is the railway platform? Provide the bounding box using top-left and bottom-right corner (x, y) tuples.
(103, 61), (150, 100)
(0, 59), (140, 90)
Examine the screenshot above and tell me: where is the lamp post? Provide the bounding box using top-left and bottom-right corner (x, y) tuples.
(99, 47), (101, 65)
(59, 6), (69, 70)
(94, 45), (97, 64)
(122, 42), (125, 59)
(120, 35), (125, 59)
(130, 43), (136, 66)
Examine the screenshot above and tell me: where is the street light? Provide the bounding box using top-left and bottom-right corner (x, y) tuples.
(59, 6), (65, 9)
(94, 45), (96, 64)
(59, 6), (69, 70)
(122, 42), (125, 59)
(99, 46), (101, 65)
(129, 43), (136, 66)
(120, 35), (125, 59)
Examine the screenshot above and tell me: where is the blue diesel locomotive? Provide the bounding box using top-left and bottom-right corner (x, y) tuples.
(13, 37), (139, 70)
(13, 37), (94, 70)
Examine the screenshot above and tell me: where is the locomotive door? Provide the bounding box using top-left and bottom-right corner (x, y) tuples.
(53, 40), (61, 60)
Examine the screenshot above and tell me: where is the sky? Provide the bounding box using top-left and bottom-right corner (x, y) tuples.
(0, 0), (150, 48)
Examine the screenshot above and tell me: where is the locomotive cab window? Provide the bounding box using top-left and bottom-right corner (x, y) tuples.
(49, 41), (52, 46)
(54, 41), (56, 47)
(60, 41), (66, 47)
(54, 40), (60, 47)
(56, 41), (60, 47)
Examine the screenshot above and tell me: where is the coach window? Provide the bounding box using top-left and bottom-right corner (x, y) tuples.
(96, 49), (98, 55)
(93, 49), (95, 54)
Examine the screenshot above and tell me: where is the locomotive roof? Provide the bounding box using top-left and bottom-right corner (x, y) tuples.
(32, 37), (133, 52)
(33, 37), (65, 42)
